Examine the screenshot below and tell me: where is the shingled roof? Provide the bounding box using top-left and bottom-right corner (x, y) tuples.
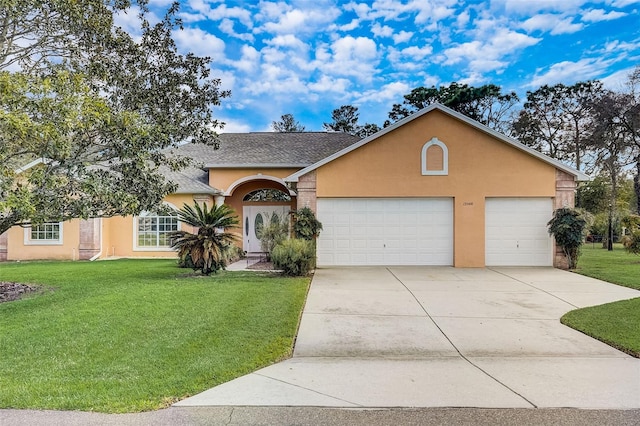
(166, 132), (360, 193)
(174, 132), (361, 167)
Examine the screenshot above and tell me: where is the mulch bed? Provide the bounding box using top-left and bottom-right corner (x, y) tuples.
(0, 282), (40, 303)
(247, 261), (275, 270)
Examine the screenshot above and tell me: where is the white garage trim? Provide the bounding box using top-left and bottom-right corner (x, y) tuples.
(316, 198), (453, 266)
(485, 198), (553, 266)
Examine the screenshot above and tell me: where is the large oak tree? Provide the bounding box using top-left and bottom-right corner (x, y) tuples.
(0, 1), (228, 235)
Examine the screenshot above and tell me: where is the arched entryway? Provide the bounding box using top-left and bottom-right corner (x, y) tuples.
(243, 189), (292, 253)
(223, 177), (296, 254)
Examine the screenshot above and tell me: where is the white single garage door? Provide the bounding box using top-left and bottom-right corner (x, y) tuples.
(485, 198), (553, 266)
(316, 198), (453, 266)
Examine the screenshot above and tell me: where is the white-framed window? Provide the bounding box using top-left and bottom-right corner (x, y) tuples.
(24, 222), (63, 245)
(421, 137), (449, 176)
(134, 207), (179, 251)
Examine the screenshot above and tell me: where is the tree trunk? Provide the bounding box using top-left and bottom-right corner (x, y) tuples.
(0, 212), (22, 236)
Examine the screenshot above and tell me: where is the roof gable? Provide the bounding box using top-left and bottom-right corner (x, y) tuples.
(285, 104), (590, 182)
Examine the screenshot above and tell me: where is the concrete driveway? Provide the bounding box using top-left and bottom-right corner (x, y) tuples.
(176, 267), (640, 409)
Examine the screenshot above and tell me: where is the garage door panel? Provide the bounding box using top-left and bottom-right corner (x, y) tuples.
(317, 198), (453, 266)
(485, 198), (552, 266)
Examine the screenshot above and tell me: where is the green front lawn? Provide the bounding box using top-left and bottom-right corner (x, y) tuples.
(562, 244), (640, 357)
(0, 260), (310, 413)
(576, 243), (640, 290)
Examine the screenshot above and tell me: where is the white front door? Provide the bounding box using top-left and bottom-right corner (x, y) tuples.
(243, 205), (290, 253)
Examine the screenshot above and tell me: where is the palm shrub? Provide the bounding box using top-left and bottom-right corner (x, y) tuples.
(622, 231), (640, 255)
(272, 238), (315, 276)
(547, 207), (587, 269)
(170, 202), (239, 275)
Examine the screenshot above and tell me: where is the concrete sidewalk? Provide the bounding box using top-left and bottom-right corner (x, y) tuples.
(176, 267), (640, 409)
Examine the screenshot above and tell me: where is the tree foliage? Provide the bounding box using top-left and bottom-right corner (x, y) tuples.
(547, 208), (587, 269)
(386, 82), (518, 133)
(324, 105), (380, 138)
(0, 1), (228, 235)
(590, 67), (640, 214)
(512, 81), (603, 172)
(271, 113), (305, 132)
(170, 202), (239, 275)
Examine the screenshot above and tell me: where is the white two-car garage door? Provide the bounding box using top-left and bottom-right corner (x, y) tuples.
(316, 198), (453, 266)
(485, 198), (553, 266)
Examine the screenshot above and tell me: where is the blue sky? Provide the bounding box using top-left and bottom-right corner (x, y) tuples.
(118, 0), (640, 132)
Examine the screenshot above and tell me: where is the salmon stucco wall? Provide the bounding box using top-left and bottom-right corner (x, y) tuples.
(5, 220), (81, 261)
(101, 194), (200, 259)
(209, 168), (299, 193)
(314, 110), (560, 267)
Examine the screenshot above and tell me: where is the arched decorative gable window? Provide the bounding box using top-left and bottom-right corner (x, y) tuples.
(421, 137), (448, 176)
(243, 188), (291, 202)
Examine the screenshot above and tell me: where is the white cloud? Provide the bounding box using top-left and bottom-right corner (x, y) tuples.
(357, 81), (411, 103)
(581, 9), (627, 22)
(259, 5), (341, 34)
(549, 18), (584, 35)
(610, 0), (640, 7)
(493, 0), (590, 14)
(604, 39), (640, 52)
(444, 28), (540, 73)
(600, 67), (635, 91)
(218, 118), (252, 133)
(182, 0), (253, 27)
(371, 23), (394, 38)
(315, 36), (380, 82)
(411, 0), (458, 25)
(529, 58), (612, 87)
(173, 27), (226, 59)
(329, 19), (361, 32)
(456, 10), (470, 28)
(520, 14), (583, 35)
(230, 45), (260, 72)
(244, 63), (309, 95)
(308, 75), (352, 93)
(393, 31), (414, 44)
(401, 45), (433, 60)
(219, 18), (255, 41)
(344, 1), (371, 19)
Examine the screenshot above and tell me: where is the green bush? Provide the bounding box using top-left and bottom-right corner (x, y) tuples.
(622, 231), (640, 255)
(547, 207), (587, 269)
(259, 213), (289, 260)
(292, 207), (323, 240)
(272, 239), (315, 276)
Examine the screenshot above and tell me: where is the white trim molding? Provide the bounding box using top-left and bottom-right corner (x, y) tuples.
(133, 202), (180, 252)
(421, 137), (448, 176)
(224, 174), (297, 197)
(23, 222), (64, 246)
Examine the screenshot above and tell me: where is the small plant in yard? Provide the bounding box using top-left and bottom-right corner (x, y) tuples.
(292, 207), (323, 240)
(170, 202), (239, 275)
(258, 212), (289, 260)
(622, 231), (640, 255)
(547, 207), (587, 269)
(272, 238), (316, 276)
